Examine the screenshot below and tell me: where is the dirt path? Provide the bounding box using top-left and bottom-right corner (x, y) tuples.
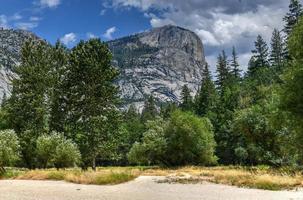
(1, 176), (303, 200)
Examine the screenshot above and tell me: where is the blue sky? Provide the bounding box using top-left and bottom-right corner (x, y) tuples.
(0, 0), (293, 71)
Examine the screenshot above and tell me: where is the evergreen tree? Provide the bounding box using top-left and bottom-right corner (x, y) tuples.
(7, 40), (52, 168)
(215, 50), (230, 92)
(141, 95), (158, 122)
(63, 39), (120, 170)
(180, 85), (193, 111)
(195, 64), (217, 116)
(270, 29), (285, 73)
(230, 46), (241, 79)
(248, 35), (269, 77)
(49, 41), (69, 133)
(283, 0), (303, 37)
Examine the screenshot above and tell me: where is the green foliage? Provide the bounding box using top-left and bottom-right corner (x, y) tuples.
(36, 132), (81, 169)
(164, 111), (217, 166)
(195, 64), (217, 117)
(129, 111), (217, 166)
(270, 29), (285, 73)
(249, 35), (269, 78)
(180, 85), (193, 111)
(128, 117), (167, 165)
(283, 0), (303, 37)
(36, 132), (61, 168)
(0, 130), (19, 171)
(61, 39), (120, 168)
(53, 137), (81, 169)
(141, 95), (158, 122)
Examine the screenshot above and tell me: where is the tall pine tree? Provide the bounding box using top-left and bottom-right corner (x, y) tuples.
(283, 0), (303, 37)
(141, 95), (158, 122)
(195, 63), (217, 117)
(270, 29), (285, 73)
(248, 35), (269, 77)
(7, 39), (52, 168)
(230, 46), (241, 79)
(180, 85), (193, 111)
(63, 39), (120, 169)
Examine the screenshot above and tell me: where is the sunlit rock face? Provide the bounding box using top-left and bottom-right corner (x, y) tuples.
(108, 25), (206, 110)
(0, 28), (39, 100)
(0, 26), (206, 111)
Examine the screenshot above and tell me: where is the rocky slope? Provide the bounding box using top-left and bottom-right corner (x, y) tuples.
(0, 28), (39, 100)
(0, 25), (206, 110)
(108, 25), (206, 110)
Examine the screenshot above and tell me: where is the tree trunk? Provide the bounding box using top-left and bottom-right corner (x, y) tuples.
(0, 166), (5, 174)
(92, 157), (96, 171)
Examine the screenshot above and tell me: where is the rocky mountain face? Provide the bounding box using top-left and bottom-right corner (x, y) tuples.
(0, 28), (39, 100)
(0, 25), (206, 110)
(108, 25), (206, 110)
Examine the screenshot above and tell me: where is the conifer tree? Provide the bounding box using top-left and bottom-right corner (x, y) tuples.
(283, 0), (303, 37)
(195, 64), (217, 116)
(248, 35), (269, 77)
(180, 85), (193, 111)
(49, 41), (69, 133)
(63, 39), (120, 169)
(141, 95), (158, 122)
(215, 50), (230, 91)
(7, 39), (52, 168)
(230, 46), (241, 79)
(270, 29), (285, 73)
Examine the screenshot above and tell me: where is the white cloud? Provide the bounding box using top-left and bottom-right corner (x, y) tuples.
(15, 22), (38, 30)
(103, 26), (117, 40)
(100, 9), (106, 16)
(0, 15), (8, 29)
(11, 13), (22, 21)
(40, 0), (61, 8)
(30, 16), (42, 22)
(87, 32), (98, 39)
(107, 0), (289, 69)
(60, 33), (77, 46)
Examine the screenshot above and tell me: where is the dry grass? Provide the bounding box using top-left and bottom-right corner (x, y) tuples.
(2, 166), (303, 190)
(14, 168), (138, 185)
(155, 166), (303, 191)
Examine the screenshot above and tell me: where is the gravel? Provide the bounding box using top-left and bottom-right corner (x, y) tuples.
(1, 176), (303, 200)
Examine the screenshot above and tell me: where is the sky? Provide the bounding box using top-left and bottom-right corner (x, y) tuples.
(0, 0), (293, 72)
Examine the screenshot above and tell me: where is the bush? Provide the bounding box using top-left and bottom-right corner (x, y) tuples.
(36, 132), (81, 169)
(53, 138), (81, 169)
(0, 130), (20, 172)
(36, 132), (61, 168)
(128, 110), (217, 166)
(164, 110), (217, 166)
(128, 117), (167, 165)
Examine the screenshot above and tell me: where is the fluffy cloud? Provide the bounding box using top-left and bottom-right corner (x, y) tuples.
(106, 0), (289, 70)
(40, 0), (61, 8)
(87, 32), (97, 39)
(15, 22), (38, 30)
(0, 15), (8, 29)
(60, 33), (77, 46)
(103, 26), (117, 40)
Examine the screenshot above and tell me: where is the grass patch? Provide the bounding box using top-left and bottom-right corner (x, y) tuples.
(14, 168), (138, 185)
(2, 166), (303, 190)
(157, 166), (303, 191)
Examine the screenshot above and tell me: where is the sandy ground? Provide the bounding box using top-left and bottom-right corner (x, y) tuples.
(1, 176), (303, 200)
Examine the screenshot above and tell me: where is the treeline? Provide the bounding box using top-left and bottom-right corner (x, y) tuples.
(0, 0), (303, 170)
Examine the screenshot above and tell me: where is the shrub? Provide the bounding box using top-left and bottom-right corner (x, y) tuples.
(36, 132), (61, 168)
(128, 117), (167, 165)
(164, 110), (217, 166)
(53, 138), (81, 169)
(128, 110), (217, 166)
(36, 132), (81, 169)
(0, 130), (20, 172)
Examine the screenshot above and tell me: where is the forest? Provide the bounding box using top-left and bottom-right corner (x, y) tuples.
(0, 0), (303, 173)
